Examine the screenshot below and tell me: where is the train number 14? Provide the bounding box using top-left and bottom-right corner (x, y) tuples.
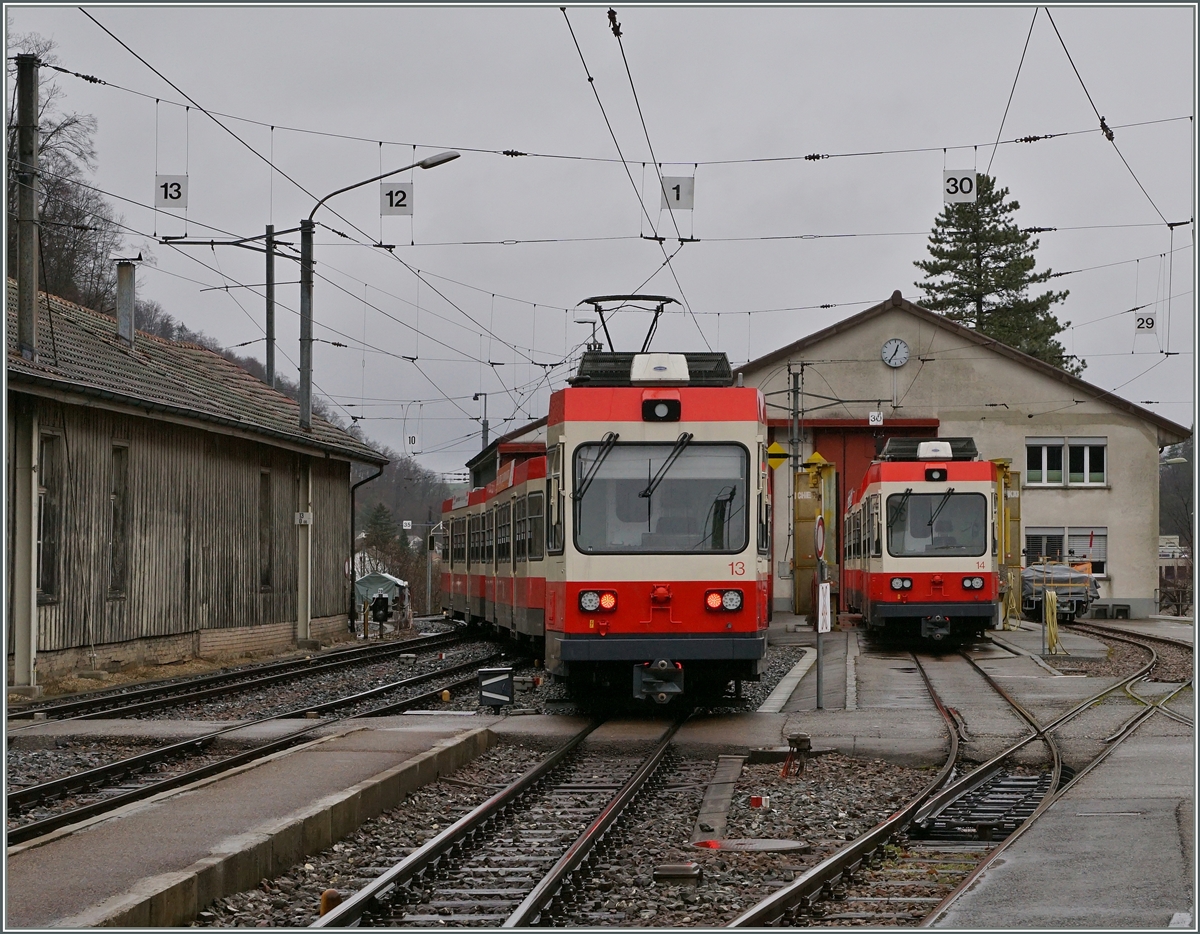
(729, 562), (746, 576)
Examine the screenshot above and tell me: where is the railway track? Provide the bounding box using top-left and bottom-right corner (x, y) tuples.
(6, 652), (501, 846)
(729, 632), (1190, 928)
(6, 629), (465, 726)
(313, 719), (684, 928)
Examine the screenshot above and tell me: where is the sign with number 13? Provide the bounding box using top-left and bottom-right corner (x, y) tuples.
(155, 175), (188, 209)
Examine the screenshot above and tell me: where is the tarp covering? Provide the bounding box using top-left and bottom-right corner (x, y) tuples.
(354, 572), (409, 605)
(1021, 564), (1099, 602)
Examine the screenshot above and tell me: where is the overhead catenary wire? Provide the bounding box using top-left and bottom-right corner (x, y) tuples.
(986, 8), (1039, 175)
(47, 58), (1190, 167)
(79, 9), (380, 248)
(560, 6), (710, 351)
(1043, 7), (1169, 225)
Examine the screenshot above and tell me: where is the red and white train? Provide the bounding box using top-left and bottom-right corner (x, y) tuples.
(841, 437), (1001, 642)
(442, 349), (771, 703)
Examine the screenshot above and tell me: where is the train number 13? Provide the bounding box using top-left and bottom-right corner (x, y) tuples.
(729, 562), (745, 576)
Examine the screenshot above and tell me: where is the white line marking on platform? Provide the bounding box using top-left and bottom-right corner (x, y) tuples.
(758, 649), (814, 713)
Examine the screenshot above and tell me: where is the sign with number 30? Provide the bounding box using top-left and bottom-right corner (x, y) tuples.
(943, 170), (976, 204)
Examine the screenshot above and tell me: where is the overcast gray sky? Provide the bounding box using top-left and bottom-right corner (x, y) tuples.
(8, 4), (1195, 474)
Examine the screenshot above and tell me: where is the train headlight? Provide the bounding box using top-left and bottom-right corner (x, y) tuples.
(972, 576), (984, 589)
(722, 590), (743, 611)
(579, 591), (601, 612)
(890, 577), (906, 591)
(598, 591), (617, 611)
(902, 578), (913, 590)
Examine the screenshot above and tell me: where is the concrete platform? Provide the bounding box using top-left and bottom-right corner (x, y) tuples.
(5, 715), (513, 929)
(933, 714), (1195, 929)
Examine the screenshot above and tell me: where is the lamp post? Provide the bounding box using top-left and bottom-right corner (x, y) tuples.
(473, 392), (489, 450)
(295, 151), (458, 649)
(299, 150), (460, 430)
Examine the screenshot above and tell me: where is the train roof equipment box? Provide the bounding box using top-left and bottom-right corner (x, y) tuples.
(568, 351), (734, 387)
(880, 437), (980, 461)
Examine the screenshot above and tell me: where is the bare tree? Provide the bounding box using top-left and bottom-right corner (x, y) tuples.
(6, 31), (130, 312)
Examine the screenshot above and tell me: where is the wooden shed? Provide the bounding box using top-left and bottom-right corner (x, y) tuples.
(6, 282), (388, 685)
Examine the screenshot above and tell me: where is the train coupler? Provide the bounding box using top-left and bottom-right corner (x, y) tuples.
(634, 659), (684, 704)
(920, 615), (952, 640)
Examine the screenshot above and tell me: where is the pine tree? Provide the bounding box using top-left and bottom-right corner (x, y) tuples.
(363, 503), (398, 551)
(914, 174), (1081, 374)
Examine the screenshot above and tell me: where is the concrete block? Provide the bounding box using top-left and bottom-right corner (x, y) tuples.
(269, 820), (304, 876)
(193, 856), (226, 914)
(360, 777), (383, 820)
(302, 808), (332, 855)
(147, 872), (197, 927)
(329, 790), (361, 839)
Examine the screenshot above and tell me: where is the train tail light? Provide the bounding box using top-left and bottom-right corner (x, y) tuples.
(705, 589), (743, 611)
(579, 590), (618, 612)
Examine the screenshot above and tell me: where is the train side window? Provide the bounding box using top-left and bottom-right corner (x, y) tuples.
(547, 444), (565, 555)
(527, 492), (544, 561)
(497, 503), (512, 566)
(486, 507), (495, 565)
(871, 494), (882, 557)
(515, 496), (527, 563)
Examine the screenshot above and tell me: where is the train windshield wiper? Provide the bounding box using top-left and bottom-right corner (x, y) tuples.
(572, 431), (619, 502)
(639, 432), (694, 500)
(927, 487), (956, 527)
(887, 487), (913, 529)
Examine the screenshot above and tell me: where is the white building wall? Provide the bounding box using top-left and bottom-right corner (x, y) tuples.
(744, 302), (1180, 618)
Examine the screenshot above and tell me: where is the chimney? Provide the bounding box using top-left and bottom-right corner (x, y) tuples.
(116, 260), (136, 348)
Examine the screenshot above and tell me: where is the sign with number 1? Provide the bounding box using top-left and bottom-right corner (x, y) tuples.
(155, 175), (188, 209)
(660, 176), (695, 210)
(381, 182), (413, 215)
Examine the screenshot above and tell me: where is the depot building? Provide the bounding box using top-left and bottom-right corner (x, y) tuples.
(734, 290), (1190, 620)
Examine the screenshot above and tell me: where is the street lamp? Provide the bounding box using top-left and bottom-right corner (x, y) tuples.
(299, 150), (460, 429)
(473, 392), (489, 449)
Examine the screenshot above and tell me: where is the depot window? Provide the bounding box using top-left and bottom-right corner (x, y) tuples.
(1026, 526), (1107, 576)
(1026, 437), (1106, 487)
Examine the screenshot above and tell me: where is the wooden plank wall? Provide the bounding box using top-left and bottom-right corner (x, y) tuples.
(22, 396), (352, 652)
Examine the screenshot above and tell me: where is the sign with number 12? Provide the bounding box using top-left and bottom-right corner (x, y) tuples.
(381, 183), (413, 215)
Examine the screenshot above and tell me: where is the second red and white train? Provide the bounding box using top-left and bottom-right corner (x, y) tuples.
(841, 437), (1002, 642)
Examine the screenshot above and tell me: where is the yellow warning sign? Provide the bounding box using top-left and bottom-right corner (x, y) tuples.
(767, 441), (788, 470)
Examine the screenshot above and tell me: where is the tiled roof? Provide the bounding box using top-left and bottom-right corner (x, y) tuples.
(6, 281), (388, 465)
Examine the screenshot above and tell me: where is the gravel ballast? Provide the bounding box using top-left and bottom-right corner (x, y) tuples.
(192, 739), (932, 928)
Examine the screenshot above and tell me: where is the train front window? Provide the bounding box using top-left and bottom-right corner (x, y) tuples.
(573, 442), (748, 554)
(886, 491), (987, 557)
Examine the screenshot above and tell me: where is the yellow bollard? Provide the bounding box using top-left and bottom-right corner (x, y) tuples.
(319, 889), (342, 916)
